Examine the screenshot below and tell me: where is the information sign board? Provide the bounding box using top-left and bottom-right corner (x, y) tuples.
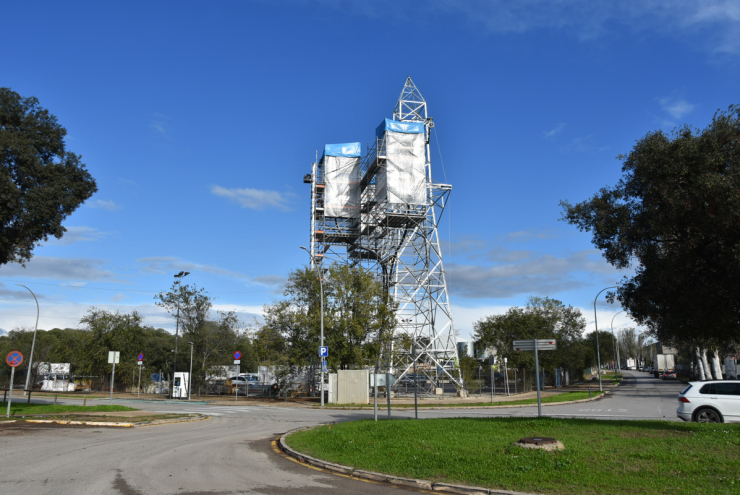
(108, 351), (120, 364)
(513, 339), (557, 351)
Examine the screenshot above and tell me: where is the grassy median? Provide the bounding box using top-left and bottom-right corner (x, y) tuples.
(0, 402), (136, 415)
(287, 417), (740, 495)
(324, 390), (603, 408)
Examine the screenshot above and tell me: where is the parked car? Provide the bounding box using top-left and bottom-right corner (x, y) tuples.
(663, 370), (678, 380)
(677, 381), (740, 423)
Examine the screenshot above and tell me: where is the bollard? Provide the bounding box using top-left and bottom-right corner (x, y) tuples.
(27, 390), (32, 404)
(83, 396), (87, 407)
(54, 394), (58, 405)
(588, 386), (592, 398)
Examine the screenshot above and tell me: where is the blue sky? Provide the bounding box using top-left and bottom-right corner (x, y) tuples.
(1, 1), (739, 340)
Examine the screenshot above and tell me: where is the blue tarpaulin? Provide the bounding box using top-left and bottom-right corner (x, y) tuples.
(375, 118), (425, 138)
(320, 142), (361, 163)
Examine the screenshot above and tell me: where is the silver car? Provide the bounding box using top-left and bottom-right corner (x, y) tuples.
(677, 381), (740, 423)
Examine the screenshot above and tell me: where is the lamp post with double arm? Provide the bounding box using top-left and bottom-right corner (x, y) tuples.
(593, 286), (618, 392)
(16, 285), (39, 396)
(172, 271), (190, 398)
(300, 246), (324, 407)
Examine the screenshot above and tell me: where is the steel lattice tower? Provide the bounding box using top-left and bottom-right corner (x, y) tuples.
(307, 77), (462, 393)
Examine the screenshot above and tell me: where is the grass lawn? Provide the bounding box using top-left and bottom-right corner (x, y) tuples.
(325, 391), (603, 408)
(0, 402), (136, 415)
(287, 417), (740, 495)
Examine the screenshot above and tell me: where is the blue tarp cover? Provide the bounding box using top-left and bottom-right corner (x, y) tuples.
(376, 118), (425, 138)
(321, 142), (361, 163)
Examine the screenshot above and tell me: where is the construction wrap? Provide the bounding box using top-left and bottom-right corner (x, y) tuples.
(376, 120), (427, 205)
(321, 142), (361, 162)
(323, 154), (361, 218)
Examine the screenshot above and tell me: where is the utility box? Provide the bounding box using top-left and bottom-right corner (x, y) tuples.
(172, 372), (189, 399)
(328, 373), (338, 404)
(336, 370), (368, 404)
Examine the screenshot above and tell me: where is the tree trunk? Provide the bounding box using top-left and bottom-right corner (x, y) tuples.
(695, 347), (706, 381)
(701, 350), (714, 380)
(711, 350), (723, 380)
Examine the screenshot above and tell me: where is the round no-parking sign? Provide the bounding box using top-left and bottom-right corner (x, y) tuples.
(234, 351), (241, 360)
(6, 351), (23, 367)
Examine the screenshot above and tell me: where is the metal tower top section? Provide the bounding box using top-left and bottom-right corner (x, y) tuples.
(393, 76), (427, 122)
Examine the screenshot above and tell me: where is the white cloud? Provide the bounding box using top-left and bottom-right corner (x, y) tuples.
(543, 123), (566, 138)
(0, 257), (118, 281)
(45, 226), (111, 246)
(658, 95), (695, 119)
(210, 185), (293, 211)
(447, 248), (621, 299)
(136, 257), (247, 278)
(88, 199), (122, 211)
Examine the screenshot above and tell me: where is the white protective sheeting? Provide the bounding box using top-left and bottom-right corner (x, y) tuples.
(377, 130), (427, 205)
(324, 155), (361, 218)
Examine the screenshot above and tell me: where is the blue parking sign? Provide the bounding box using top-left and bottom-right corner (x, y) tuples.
(319, 346), (328, 357)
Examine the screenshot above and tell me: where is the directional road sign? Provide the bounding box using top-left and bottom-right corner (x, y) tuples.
(6, 351), (23, 367)
(137, 352), (144, 361)
(513, 339), (557, 351)
(319, 346), (328, 358)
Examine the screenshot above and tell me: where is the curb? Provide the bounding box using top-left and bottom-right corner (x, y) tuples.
(277, 425), (540, 495)
(23, 414), (209, 428)
(318, 391), (610, 410)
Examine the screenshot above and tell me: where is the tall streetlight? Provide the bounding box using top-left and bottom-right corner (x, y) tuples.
(16, 285), (39, 396)
(299, 246), (324, 407)
(610, 310), (625, 377)
(172, 271), (190, 398)
(593, 286), (618, 392)
(188, 342), (194, 401)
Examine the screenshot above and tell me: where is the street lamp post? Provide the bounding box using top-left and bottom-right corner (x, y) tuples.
(172, 271), (190, 398)
(593, 286), (618, 392)
(16, 285), (39, 396)
(300, 246), (324, 407)
(188, 342), (194, 401)
(610, 311), (625, 378)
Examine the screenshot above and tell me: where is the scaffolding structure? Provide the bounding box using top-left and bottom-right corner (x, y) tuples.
(305, 77), (462, 393)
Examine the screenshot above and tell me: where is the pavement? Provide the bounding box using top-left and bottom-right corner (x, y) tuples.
(0, 370), (687, 495)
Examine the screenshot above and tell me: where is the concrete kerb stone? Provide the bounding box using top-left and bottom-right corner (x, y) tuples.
(22, 414), (209, 428)
(278, 425), (539, 495)
(320, 390), (611, 411)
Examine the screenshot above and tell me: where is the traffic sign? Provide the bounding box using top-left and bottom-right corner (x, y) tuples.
(319, 346), (328, 357)
(137, 352), (144, 361)
(6, 351), (23, 368)
(234, 351), (241, 360)
(513, 339), (557, 351)
(108, 351), (120, 364)
(321, 360), (328, 372)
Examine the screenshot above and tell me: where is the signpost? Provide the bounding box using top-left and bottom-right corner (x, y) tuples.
(512, 339), (557, 417)
(137, 352), (144, 398)
(233, 351), (241, 401)
(319, 346), (328, 407)
(6, 351), (23, 418)
(108, 351), (120, 404)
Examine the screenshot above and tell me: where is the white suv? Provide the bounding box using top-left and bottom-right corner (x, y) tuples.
(677, 381), (740, 423)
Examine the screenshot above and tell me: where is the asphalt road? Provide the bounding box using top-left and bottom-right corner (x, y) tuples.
(1, 370), (686, 495)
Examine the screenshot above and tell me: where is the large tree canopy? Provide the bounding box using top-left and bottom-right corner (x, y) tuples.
(561, 105), (740, 346)
(0, 88), (97, 265)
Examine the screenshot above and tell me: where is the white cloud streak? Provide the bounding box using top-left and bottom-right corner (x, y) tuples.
(88, 199), (122, 211)
(210, 185), (293, 211)
(543, 123), (566, 138)
(658, 95), (696, 119)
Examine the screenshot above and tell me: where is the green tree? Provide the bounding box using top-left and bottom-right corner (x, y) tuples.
(257, 264), (395, 371)
(474, 296), (588, 378)
(0, 88), (97, 266)
(561, 105), (740, 346)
